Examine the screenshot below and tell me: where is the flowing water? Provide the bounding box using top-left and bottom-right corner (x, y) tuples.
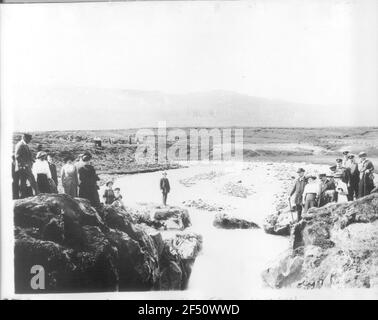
(113, 161), (292, 298)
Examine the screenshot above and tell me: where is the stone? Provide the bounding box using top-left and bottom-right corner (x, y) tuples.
(262, 194), (378, 289)
(13, 194), (202, 293)
(213, 213), (259, 229)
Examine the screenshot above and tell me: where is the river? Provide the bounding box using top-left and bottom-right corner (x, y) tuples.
(105, 161), (304, 298)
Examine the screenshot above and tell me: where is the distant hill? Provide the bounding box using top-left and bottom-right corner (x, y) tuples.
(13, 87), (359, 131)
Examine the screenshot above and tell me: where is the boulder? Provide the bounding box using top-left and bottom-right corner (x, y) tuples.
(14, 194), (201, 293)
(132, 204), (191, 231)
(262, 194), (378, 289)
(213, 213), (259, 229)
(159, 233), (203, 290)
(263, 209), (293, 236)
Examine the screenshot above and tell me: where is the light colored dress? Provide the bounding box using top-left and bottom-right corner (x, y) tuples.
(61, 163), (78, 197)
(335, 180), (349, 203)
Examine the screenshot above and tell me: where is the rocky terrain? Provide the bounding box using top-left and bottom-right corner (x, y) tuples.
(14, 194), (202, 293)
(262, 194), (378, 289)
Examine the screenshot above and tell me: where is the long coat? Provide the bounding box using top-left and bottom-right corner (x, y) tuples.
(160, 178), (171, 194)
(14, 140), (33, 171)
(61, 164), (78, 197)
(359, 160), (375, 198)
(290, 178), (307, 205)
(78, 164), (100, 207)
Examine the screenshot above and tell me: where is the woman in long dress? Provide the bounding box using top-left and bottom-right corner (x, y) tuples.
(77, 152), (100, 207)
(61, 155), (78, 197)
(32, 151), (52, 193)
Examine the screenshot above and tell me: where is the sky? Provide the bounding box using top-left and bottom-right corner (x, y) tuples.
(1, 0), (378, 130)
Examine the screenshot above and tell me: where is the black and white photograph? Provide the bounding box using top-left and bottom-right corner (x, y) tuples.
(1, 0), (378, 302)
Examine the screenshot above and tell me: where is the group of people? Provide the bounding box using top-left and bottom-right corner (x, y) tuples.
(12, 133), (172, 208)
(12, 134), (123, 208)
(290, 151), (376, 220)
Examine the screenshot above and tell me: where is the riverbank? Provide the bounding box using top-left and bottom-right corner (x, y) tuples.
(109, 161), (329, 297)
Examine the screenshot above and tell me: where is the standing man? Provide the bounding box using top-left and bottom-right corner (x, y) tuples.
(14, 133), (39, 198)
(346, 154), (360, 201)
(289, 168), (307, 221)
(358, 152), (375, 198)
(342, 151), (351, 168)
(335, 158), (349, 184)
(160, 171), (171, 206)
(47, 154), (58, 193)
(318, 173), (336, 206)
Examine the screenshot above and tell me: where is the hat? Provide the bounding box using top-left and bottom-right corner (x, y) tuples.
(106, 181), (113, 187)
(23, 133), (32, 139)
(358, 152), (367, 158)
(296, 168), (305, 173)
(336, 158), (343, 163)
(319, 173), (327, 178)
(348, 154), (355, 159)
(342, 151), (350, 155)
(307, 175), (317, 180)
(329, 165), (337, 172)
(82, 151), (92, 161)
(36, 151), (47, 159)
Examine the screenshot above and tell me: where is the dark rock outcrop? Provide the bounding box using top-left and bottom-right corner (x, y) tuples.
(213, 213), (260, 229)
(262, 194), (378, 289)
(14, 194), (201, 293)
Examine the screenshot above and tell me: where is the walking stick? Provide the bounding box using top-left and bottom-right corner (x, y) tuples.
(288, 197), (294, 223)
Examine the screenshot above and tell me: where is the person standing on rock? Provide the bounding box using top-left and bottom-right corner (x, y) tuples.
(342, 151), (351, 168)
(61, 154), (79, 197)
(32, 151), (53, 193)
(14, 133), (39, 198)
(103, 181), (115, 205)
(334, 172), (349, 203)
(358, 152), (375, 198)
(160, 171), (171, 206)
(318, 173), (335, 207)
(345, 154), (360, 201)
(289, 168), (307, 221)
(335, 158), (348, 183)
(302, 175), (319, 213)
(78, 152), (101, 208)
(47, 154), (58, 192)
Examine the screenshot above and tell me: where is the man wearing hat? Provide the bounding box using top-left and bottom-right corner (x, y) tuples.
(289, 168), (307, 221)
(14, 133), (39, 198)
(358, 152), (375, 198)
(335, 158), (348, 184)
(345, 154), (360, 201)
(342, 151), (351, 168)
(160, 171), (171, 206)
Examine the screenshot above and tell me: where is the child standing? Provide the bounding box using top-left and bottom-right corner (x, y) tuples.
(113, 187), (124, 208)
(103, 181), (115, 205)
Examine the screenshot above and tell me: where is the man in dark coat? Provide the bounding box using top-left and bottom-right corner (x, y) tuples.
(318, 173), (336, 206)
(78, 153), (100, 208)
(358, 152), (375, 198)
(290, 168), (307, 221)
(14, 133), (39, 198)
(345, 154), (360, 201)
(160, 172), (171, 206)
